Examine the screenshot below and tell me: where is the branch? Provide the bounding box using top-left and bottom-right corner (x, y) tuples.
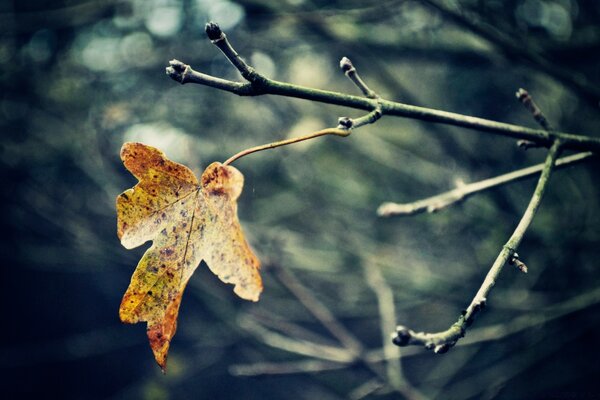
(229, 359), (348, 377)
(392, 139), (563, 352)
(515, 88), (553, 149)
(238, 314), (355, 363)
(165, 23), (600, 153)
(363, 262), (427, 400)
(378, 151), (593, 217)
(272, 264), (365, 356)
(272, 263), (420, 399)
(419, 0), (600, 105)
(215, 56), (381, 166)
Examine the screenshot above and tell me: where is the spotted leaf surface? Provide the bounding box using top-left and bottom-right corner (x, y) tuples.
(117, 142), (262, 371)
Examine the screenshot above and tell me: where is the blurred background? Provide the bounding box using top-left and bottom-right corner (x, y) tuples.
(2, 0), (600, 399)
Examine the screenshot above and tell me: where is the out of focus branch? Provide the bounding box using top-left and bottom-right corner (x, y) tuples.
(378, 151), (593, 217)
(419, 0), (600, 105)
(165, 22), (600, 153)
(363, 261), (427, 400)
(229, 359), (347, 377)
(393, 139), (563, 352)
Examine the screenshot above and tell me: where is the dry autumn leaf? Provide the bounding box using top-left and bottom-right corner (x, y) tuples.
(116, 142), (262, 371)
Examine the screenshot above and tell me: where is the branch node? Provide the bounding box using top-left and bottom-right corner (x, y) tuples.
(337, 117), (354, 129)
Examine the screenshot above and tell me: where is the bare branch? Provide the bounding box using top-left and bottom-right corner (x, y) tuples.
(378, 151), (593, 217)
(419, 0), (600, 105)
(229, 359), (347, 377)
(340, 57), (378, 99)
(363, 263), (402, 387)
(272, 264), (364, 355)
(392, 139), (563, 352)
(165, 23), (600, 152)
(238, 314), (355, 363)
(349, 379), (385, 400)
(204, 22), (265, 85)
(338, 57), (383, 129)
(363, 262), (427, 400)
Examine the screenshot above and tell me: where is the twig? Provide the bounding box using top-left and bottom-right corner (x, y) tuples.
(223, 127), (350, 166)
(205, 21), (262, 84)
(165, 23), (600, 153)
(516, 88), (553, 131)
(392, 139), (563, 352)
(363, 262), (402, 387)
(238, 314), (355, 363)
(272, 264), (414, 398)
(363, 262), (427, 400)
(340, 57), (378, 99)
(378, 151), (593, 217)
(349, 378), (386, 400)
(272, 264), (364, 355)
(338, 57), (383, 129)
(229, 359), (347, 377)
(419, 0), (600, 105)
(220, 55), (385, 166)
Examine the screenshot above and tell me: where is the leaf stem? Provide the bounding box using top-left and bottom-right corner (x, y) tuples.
(222, 128), (350, 166)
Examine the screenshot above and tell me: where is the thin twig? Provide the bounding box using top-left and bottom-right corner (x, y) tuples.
(223, 127), (350, 166)
(363, 262), (402, 388)
(229, 359), (347, 377)
(338, 57), (383, 129)
(349, 378), (386, 400)
(516, 88), (553, 131)
(419, 0), (600, 105)
(165, 23), (600, 152)
(220, 54), (388, 166)
(392, 139), (563, 352)
(238, 314), (355, 363)
(273, 263), (420, 399)
(363, 261), (427, 400)
(205, 21), (262, 84)
(378, 151), (593, 217)
(340, 57), (378, 99)
(272, 264), (364, 355)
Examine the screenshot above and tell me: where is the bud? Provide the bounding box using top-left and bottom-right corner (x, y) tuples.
(205, 21), (223, 41)
(338, 117), (353, 129)
(339, 57), (354, 73)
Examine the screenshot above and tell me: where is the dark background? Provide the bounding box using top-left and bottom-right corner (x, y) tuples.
(1, 0), (599, 399)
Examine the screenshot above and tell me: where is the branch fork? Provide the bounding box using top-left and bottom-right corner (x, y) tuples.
(393, 140), (563, 353)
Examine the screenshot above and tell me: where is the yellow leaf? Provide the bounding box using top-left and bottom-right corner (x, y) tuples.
(116, 142), (262, 371)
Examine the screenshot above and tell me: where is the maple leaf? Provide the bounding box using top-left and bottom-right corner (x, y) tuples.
(116, 142), (262, 371)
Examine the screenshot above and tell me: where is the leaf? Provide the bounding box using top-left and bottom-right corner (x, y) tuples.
(116, 142), (262, 371)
